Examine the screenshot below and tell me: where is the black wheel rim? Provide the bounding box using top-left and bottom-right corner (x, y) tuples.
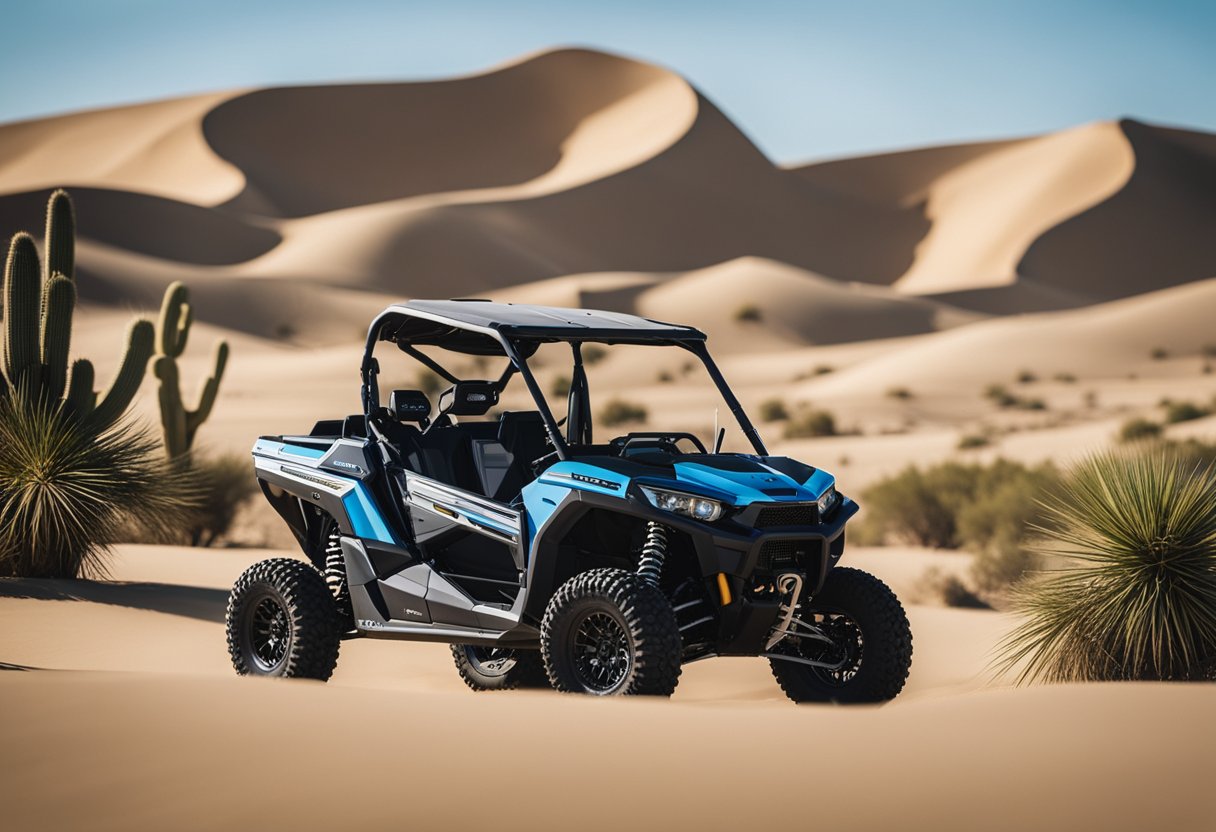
(249, 595), (291, 671)
(572, 611), (631, 693)
(807, 611), (864, 687)
(466, 646), (518, 678)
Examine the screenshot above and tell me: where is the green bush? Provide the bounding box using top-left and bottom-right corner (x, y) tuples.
(783, 409), (836, 438)
(858, 459), (1058, 589)
(1119, 417), (1162, 442)
(551, 375), (571, 398)
(599, 399), (647, 426)
(0, 399), (188, 578)
(734, 304), (762, 323)
(997, 450), (1216, 682)
(758, 398), (789, 422)
(1015, 370), (1037, 384)
(1150, 347), (1169, 361)
(1163, 400), (1210, 424)
(957, 433), (991, 450)
(1053, 372), (1077, 384)
(582, 345), (607, 365)
(656, 370), (674, 384)
(886, 387), (913, 400)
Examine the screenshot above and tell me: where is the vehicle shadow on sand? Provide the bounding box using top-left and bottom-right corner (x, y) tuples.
(0, 579), (229, 623)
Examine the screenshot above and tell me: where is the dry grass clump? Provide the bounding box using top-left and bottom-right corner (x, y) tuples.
(758, 398), (789, 422)
(1119, 417), (1162, 442)
(782, 409), (836, 438)
(599, 399), (648, 426)
(734, 304), (762, 323)
(997, 450), (1216, 682)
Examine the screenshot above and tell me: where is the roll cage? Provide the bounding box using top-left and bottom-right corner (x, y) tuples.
(358, 299), (768, 460)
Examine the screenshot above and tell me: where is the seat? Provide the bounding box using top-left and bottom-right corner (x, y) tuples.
(490, 411), (549, 501)
(374, 390), (432, 472)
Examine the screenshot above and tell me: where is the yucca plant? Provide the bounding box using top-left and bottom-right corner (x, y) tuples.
(996, 450), (1216, 683)
(0, 395), (189, 579)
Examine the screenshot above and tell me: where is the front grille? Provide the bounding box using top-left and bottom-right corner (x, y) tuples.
(754, 503), (818, 528)
(756, 539), (816, 571)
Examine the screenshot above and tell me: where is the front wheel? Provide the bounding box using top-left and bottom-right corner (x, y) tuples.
(226, 558), (341, 680)
(451, 644), (549, 691)
(541, 569), (682, 696)
(769, 567), (912, 704)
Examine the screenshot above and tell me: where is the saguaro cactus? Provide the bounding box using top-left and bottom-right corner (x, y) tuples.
(154, 281), (229, 461)
(0, 190), (154, 429)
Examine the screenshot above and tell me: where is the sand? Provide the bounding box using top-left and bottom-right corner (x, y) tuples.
(2, 44), (1216, 832)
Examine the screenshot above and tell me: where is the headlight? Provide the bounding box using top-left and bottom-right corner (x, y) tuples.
(640, 486), (723, 522)
(817, 487), (838, 517)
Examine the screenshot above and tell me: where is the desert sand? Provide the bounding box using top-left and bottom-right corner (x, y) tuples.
(2, 46), (1216, 830)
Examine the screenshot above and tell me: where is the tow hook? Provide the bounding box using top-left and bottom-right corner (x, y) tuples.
(764, 573), (804, 650)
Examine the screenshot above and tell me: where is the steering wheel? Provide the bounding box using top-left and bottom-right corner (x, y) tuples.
(610, 432), (707, 456)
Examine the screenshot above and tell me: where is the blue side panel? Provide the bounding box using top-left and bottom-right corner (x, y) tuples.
(521, 479), (576, 552)
(280, 444), (327, 459)
(342, 482), (396, 543)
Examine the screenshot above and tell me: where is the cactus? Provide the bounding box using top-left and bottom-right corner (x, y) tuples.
(0, 190), (153, 429)
(154, 281), (228, 461)
(44, 188), (75, 281)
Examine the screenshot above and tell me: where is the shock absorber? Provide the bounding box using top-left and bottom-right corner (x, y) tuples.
(323, 527), (351, 621)
(637, 521), (668, 587)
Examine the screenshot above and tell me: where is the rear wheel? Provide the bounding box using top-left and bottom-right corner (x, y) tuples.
(226, 558), (341, 680)
(541, 568), (682, 696)
(769, 567), (912, 704)
(451, 645), (549, 691)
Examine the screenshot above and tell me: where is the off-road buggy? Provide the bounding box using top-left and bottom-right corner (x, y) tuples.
(228, 300), (913, 702)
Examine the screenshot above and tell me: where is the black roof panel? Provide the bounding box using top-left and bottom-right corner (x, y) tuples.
(403, 299), (704, 339)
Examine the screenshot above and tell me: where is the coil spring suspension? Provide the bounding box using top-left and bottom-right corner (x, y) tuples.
(637, 522), (668, 587)
(323, 527), (351, 621)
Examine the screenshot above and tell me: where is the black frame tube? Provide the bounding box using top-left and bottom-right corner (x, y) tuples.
(681, 341), (768, 456)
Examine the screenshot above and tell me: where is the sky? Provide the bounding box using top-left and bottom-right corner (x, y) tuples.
(3, 0), (1215, 162)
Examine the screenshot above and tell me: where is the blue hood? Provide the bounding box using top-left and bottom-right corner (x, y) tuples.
(663, 456), (834, 506)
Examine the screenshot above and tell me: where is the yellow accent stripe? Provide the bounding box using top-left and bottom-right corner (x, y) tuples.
(716, 572), (733, 606)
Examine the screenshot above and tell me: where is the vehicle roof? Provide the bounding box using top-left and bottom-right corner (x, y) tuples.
(373, 299), (705, 354)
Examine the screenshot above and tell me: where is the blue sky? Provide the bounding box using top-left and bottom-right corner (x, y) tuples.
(3, 0), (1214, 162)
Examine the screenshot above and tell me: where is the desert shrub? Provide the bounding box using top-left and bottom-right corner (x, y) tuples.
(759, 398), (790, 422)
(656, 370), (674, 384)
(1163, 400), (1210, 424)
(783, 409), (836, 438)
(599, 399), (647, 426)
(551, 375), (571, 398)
(0, 399), (188, 578)
(1150, 347), (1169, 361)
(857, 463), (979, 548)
(1015, 370), (1036, 384)
(997, 450), (1216, 682)
(1054, 372), (1077, 383)
(957, 433), (991, 450)
(582, 345), (607, 365)
(887, 387), (913, 400)
(1203, 344), (1216, 358)
(984, 383), (1045, 410)
(859, 459), (1058, 566)
(734, 304), (762, 323)
(183, 454), (259, 547)
(416, 368), (444, 396)
(939, 574), (991, 609)
(1119, 417), (1162, 442)
(972, 546), (1040, 594)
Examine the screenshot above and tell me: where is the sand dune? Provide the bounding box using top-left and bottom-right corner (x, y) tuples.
(2, 49), (1213, 338)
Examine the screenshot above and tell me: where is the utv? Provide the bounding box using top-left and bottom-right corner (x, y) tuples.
(228, 300), (913, 702)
